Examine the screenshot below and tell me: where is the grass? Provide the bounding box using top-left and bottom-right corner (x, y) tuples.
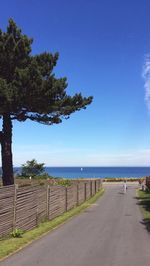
(137, 189), (150, 231)
(0, 188), (104, 260)
(103, 177), (140, 182)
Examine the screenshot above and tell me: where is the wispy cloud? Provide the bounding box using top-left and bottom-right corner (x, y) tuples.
(87, 149), (150, 166)
(2, 143), (150, 166)
(142, 55), (150, 112)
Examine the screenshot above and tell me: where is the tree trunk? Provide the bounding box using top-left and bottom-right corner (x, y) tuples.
(0, 114), (14, 186)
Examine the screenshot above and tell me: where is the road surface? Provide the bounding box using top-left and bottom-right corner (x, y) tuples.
(1, 184), (150, 266)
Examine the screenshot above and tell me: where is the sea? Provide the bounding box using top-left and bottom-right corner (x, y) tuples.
(41, 167), (150, 179)
(5, 166), (150, 179)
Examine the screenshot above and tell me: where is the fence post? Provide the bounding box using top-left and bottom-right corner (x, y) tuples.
(84, 182), (86, 201)
(36, 187), (39, 226)
(77, 184), (79, 206)
(100, 179), (102, 189)
(13, 184), (18, 230)
(90, 181), (92, 197)
(46, 185), (50, 220)
(65, 187), (68, 212)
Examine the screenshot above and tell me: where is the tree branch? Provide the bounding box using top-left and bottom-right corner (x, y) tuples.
(0, 131), (4, 143)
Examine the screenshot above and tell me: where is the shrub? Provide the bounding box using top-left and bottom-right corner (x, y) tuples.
(11, 229), (24, 238)
(56, 179), (72, 187)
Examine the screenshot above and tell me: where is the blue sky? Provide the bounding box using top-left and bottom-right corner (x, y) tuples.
(1, 0), (150, 166)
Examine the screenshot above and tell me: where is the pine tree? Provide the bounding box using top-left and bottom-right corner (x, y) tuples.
(21, 159), (45, 178)
(0, 19), (93, 186)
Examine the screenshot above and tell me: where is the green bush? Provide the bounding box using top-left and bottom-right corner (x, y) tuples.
(11, 229), (24, 238)
(103, 177), (140, 182)
(20, 159), (45, 178)
(56, 179), (72, 187)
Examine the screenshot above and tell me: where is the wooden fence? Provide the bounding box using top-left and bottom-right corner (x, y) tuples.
(146, 176), (150, 190)
(0, 179), (102, 237)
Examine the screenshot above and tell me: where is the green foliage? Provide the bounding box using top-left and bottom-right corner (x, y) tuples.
(11, 229), (24, 238)
(33, 173), (50, 180)
(138, 178), (145, 184)
(103, 178), (140, 182)
(56, 179), (72, 186)
(138, 189), (150, 231)
(21, 159), (45, 178)
(0, 19), (92, 186)
(0, 18), (92, 124)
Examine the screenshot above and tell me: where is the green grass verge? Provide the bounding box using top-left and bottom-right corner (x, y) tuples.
(103, 178), (139, 182)
(0, 188), (104, 260)
(138, 189), (150, 219)
(137, 189), (150, 231)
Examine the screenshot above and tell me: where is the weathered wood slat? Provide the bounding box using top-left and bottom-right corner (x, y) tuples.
(66, 185), (77, 211)
(78, 183), (85, 204)
(85, 182), (91, 199)
(48, 186), (66, 220)
(0, 225), (13, 237)
(0, 179), (102, 237)
(0, 186), (14, 237)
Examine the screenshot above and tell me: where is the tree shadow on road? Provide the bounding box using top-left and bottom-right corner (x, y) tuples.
(140, 219), (150, 232)
(135, 192), (150, 233)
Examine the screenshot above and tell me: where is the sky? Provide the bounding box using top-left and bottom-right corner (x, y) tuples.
(1, 0), (150, 166)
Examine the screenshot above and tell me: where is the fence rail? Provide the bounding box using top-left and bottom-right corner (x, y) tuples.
(0, 179), (102, 237)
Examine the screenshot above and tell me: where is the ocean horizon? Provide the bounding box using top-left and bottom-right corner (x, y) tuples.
(12, 166), (150, 179)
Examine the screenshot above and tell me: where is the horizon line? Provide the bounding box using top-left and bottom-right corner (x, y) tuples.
(11, 165), (150, 168)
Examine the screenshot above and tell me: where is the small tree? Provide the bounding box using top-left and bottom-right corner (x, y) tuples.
(21, 159), (45, 178)
(0, 19), (92, 186)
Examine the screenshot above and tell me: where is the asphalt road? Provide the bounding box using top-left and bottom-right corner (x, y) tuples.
(1, 184), (150, 266)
